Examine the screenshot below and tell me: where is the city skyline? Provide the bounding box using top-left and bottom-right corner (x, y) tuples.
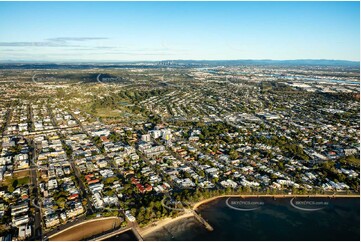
(0, 1), (360, 62)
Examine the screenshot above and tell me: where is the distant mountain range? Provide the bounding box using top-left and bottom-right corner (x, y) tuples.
(168, 59), (360, 67)
(0, 59), (359, 69)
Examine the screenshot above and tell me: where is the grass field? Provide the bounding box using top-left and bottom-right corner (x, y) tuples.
(0, 172), (30, 192)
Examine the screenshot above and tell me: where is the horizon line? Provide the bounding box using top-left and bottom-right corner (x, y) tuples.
(0, 58), (359, 64)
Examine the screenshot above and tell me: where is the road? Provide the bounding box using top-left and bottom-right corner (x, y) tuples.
(29, 142), (43, 240)
(68, 158), (93, 213)
(43, 214), (87, 239)
(47, 105), (93, 213)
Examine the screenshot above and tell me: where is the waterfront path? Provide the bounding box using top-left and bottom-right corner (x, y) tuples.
(91, 224), (143, 241)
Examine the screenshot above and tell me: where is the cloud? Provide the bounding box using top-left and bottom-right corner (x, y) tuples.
(46, 37), (108, 42)
(93, 46), (116, 49)
(0, 36), (187, 61)
(105, 51), (173, 56)
(0, 37), (108, 47)
(0, 41), (71, 47)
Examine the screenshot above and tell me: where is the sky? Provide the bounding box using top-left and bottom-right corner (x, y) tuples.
(0, 1), (359, 62)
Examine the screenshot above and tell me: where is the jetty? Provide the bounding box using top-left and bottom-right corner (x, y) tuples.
(191, 210), (214, 232)
(131, 227), (144, 241)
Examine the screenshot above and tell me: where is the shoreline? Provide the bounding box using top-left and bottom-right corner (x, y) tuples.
(48, 194), (360, 240)
(139, 193), (360, 239)
(139, 211), (194, 238)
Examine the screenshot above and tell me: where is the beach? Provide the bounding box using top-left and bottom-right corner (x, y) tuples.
(139, 210), (194, 238)
(48, 217), (121, 241)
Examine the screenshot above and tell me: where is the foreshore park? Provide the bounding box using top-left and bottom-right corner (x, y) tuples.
(0, 61), (359, 240)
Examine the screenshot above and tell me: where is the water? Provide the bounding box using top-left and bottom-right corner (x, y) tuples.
(144, 197), (360, 241)
(264, 74), (360, 85)
(104, 230), (137, 241)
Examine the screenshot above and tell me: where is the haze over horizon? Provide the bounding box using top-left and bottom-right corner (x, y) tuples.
(0, 59), (359, 65)
(0, 1), (359, 62)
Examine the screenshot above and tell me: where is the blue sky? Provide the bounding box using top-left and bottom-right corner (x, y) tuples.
(0, 1), (359, 62)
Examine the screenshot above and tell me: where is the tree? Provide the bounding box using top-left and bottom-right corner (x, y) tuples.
(12, 179), (18, 189)
(56, 197), (66, 209)
(136, 212), (145, 225)
(105, 177), (117, 185)
(229, 149), (239, 160)
(339, 155), (360, 168)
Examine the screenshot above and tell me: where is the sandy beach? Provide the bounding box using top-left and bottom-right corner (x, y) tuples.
(139, 211), (194, 238)
(48, 217), (121, 241)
